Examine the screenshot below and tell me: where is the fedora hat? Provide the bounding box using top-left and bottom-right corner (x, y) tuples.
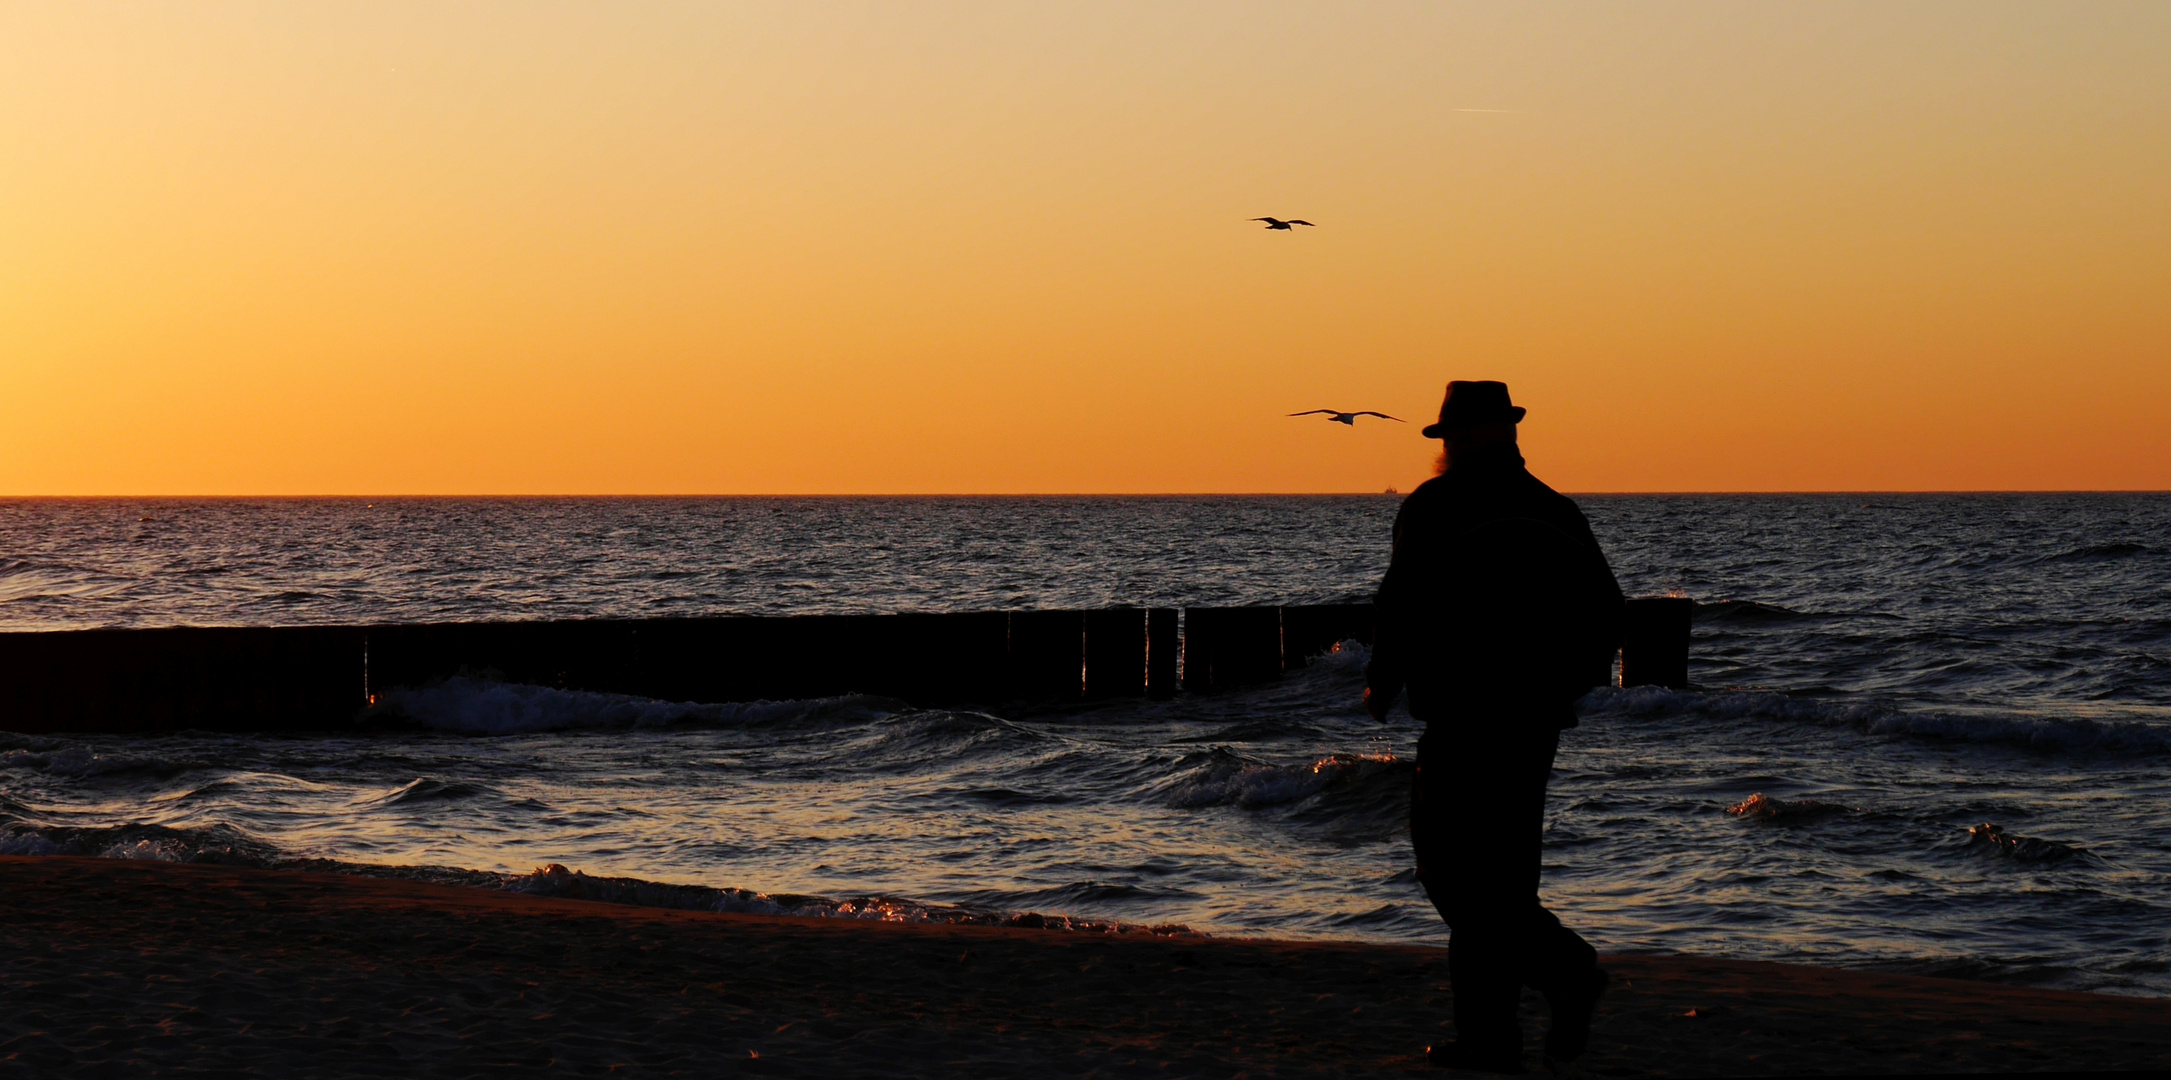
(1421, 380), (1526, 438)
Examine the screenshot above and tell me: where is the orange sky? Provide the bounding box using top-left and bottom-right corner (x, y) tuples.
(4, 2), (2167, 494)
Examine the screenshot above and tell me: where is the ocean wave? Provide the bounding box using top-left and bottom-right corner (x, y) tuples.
(0, 826), (1197, 936)
(152, 775), (305, 805)
(2031, 542), (2152, 565)
(0, 745), (202, 781)
(836, 710), (1049, 768)
(950, 786), (1075, 808)
(1581, 686), (2171, 755)
(1692, 599), (1899, 626)
(1726, 792), (1852, 821)
(0, 557), (135, 604)
(1693, 600), (1814, 625)
(974, 880), (1199, 908)
(0, 821), (283, 865)
(1157, 748), (1405, 810)
(1965, 823), (2088, 864)
(374, 676), (897, 735)
(362, 778), (498, 807)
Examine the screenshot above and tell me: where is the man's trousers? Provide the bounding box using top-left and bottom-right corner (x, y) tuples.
(1409, 723), (1598, 1054)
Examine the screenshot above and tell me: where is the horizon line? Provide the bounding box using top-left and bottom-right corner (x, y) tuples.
(3, 490), (2168, 499)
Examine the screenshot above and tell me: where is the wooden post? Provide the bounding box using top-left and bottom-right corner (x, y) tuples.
(849, 612), (1011, 703)
(1083, 608), (1146, 700)
(0, 601), (1478, 731)
(1182, 607), (1283, 692)
(0, 626), (365, 735)
(1146, 608), (1178, 699)
(1006, 610), (1085, 702)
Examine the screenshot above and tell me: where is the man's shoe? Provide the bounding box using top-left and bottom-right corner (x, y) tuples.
(1426, 1041), (1525, 1074)
(1542, 966), (1610, 1064)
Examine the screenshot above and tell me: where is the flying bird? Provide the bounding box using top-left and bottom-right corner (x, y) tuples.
(1289, 410), (1403, 426)
(1252, 217), (1315, 230)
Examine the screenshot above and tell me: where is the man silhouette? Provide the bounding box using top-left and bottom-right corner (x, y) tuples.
(1364, 380), (1623, 1073)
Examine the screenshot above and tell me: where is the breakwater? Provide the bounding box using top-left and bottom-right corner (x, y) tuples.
(0, 600), (1690, 734)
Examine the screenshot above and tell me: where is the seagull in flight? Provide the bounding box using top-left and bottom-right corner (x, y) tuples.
(1289, 409), (1403, 426)
(1252, 217), (1315, 230)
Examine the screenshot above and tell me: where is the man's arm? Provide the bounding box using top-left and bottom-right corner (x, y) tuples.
(1365, 503), (1415, 722)
(1565, 503), (1626, 689)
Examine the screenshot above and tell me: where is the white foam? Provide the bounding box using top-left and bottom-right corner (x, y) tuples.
(101, 837), (194, 861)
(0, 834), (67, 857)
(0, 822), (282, 866)
(505, 863), (1189, 934)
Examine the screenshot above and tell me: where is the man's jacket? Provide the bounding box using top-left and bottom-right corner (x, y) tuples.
(1366, 443), (1624, 730)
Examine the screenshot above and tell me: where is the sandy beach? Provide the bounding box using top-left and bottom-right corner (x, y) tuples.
(1, 856), (2164, 1077)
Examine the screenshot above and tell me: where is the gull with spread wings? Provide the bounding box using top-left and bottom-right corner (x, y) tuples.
(1252, 217), (1315, 230)
(1289, 409), (1403, 426)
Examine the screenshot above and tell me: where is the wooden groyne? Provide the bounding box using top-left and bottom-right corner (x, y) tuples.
(0, 600), (1692, 734)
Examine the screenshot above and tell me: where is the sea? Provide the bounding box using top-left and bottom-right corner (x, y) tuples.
(2, 495), (2167, 996)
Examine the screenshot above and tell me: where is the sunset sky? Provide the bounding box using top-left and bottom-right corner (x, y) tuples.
(4, 2), (2166, 494)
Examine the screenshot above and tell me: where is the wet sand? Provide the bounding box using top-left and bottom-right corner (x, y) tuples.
(3, 856), (2165, 1077)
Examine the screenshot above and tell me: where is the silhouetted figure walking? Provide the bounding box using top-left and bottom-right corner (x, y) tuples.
(1251, 217), (1315, 230)
(1365, 380), (1623, 1073)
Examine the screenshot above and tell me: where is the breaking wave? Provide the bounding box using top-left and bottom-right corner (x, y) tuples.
(486, 863), (1191, 934)
(1156, 748), (1406, 810)
(1581, 686), (2171, 756)
(0, 821), (283, 865)
(0, 820), (1194, 937)
(1964, 823), (2089, 864)
(362, 778), (497, 806)
(1726, 792), (1853, 821)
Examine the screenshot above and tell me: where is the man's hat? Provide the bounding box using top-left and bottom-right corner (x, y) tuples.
(1421, 380), (1526, 438)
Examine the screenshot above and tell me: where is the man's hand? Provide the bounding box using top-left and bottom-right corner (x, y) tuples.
(1364, 685), (1394, 723)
